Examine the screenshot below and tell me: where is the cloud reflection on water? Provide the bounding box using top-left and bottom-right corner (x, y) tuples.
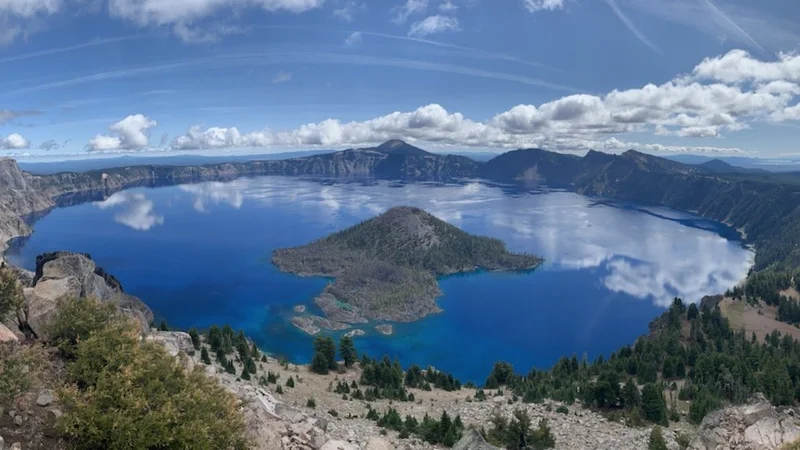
(94, 191), (164, 231)
(176, 177), (753, 307)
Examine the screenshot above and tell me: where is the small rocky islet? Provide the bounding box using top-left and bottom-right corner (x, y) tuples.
(273, 205), (542, 333)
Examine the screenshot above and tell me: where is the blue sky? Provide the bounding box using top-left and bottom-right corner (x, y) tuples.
(0, 0), (799, 159)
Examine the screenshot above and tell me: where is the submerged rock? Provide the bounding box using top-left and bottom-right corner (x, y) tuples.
(375, 324), (393, 335)
(291, 316), (350, 336)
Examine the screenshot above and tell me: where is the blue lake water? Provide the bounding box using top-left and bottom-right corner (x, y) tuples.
(6, 176), (754, 382)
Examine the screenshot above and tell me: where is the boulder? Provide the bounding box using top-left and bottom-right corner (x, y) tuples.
(689, 394), (800, 450)
(146, 331), (195, 357)
(452, 429), (500, 450)
(21, 252), (153, 337)
(0, 323), (17, 343)
(364, 437), (394, 450)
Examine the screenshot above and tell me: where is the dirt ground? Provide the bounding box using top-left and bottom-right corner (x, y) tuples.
(719, 297), (800, 342)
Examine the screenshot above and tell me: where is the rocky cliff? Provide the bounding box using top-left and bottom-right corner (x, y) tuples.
(16, 251), (154, 338)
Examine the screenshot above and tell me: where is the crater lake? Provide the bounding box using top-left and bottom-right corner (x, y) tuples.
(5, 176), (753, 382)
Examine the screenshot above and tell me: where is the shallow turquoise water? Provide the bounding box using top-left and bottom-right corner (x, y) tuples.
(6, 176), (753, 382)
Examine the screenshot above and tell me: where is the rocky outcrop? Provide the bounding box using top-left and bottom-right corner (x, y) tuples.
(452, 429), (500, 450)
(19, 252), (153, 337)
(689, 394), (800, 450)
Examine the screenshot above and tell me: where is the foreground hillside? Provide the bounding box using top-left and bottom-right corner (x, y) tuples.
(273, 206), (541, 324)
(4, 253), (800, 450)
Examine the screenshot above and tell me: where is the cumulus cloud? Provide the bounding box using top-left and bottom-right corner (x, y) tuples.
(157, 50), (800, 155)
(344, 31), (362, 46)
(409, 14), (460, 36)
(0, 133), (29, 149)
(333, 0), (362, 21)
(693, 49), (800, 84)
(522, 0), (564, 13)
(391, 0), (427, 24)
(88, 114), (158, 151)
(272, 71), (293, 84)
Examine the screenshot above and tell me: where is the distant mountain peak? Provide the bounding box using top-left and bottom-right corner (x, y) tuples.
(375, 140), (431, 156)
(378, 139), (409, 149)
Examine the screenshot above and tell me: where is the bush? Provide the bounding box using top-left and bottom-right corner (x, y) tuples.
(556, 405), (569, 414)
(57, 318), (249, 449)
(648, 426), (668, 450)
(0, 267), (23, 319)
(44, 297), (119, 359)
(306, 398), (316, 408)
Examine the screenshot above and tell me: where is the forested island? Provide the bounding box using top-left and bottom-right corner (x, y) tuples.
(273, 206), (542, 326)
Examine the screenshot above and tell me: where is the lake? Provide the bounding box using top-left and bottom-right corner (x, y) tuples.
(5, 176), (753, 382)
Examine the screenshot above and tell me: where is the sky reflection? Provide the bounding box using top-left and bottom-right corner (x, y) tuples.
(92, 176), (752, 307)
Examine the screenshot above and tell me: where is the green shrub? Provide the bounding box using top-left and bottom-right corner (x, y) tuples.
(44, 297), (119, 359)
(0, 267), (23, 319)
(556, 405), (569, 414)
(306, 398), (316, 408)
(57, 318), (249, 449)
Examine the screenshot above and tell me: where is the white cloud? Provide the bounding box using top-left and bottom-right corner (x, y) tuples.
(0, 133), (30, 149)
(88, 114), (158, 151)
(272, 71), (293, 84)
(94, 191), (164, 231)
(108, 0), (324, 42)
(391, 0), (427, 24)
(333, 0), (362, 21)
(132, 50), (800, 155)
(344, 31), (362, 46)
(522, 0), (564, 13)
(693, 49), (800, 84)
(409, 14), (460, 36)
(0, 0), (62, 45)
(438, 1), (457, 13)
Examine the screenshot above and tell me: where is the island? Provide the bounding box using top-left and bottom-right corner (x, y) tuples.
(273, 206), (542, 326)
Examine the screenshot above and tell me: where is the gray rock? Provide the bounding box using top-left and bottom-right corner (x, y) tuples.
(145, 331), (195, 357)
(0, 323), (17, 343)
(0, 435), (4, 450)
(21, 252), (153, 338)
(10, 444), (20, 450)
(689, 393), (800, 450)
(36, 389), (54, 407)
(13, 414), (22, 426)
(452, 429), (500, 450)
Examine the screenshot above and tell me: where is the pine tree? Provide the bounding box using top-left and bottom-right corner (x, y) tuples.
(339, 335), (357, 368)
(311, 351), (330, 375)
(641, 383), (668, 425)
(241, 365), (251, 381)
(200, 346), (211, 365)
(287, 376), (295, 388)
(648, 426), (668, 450)
(622, 377), (640, 410)
(158, 320), (169, 331)
(188, 327), (201, 350)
